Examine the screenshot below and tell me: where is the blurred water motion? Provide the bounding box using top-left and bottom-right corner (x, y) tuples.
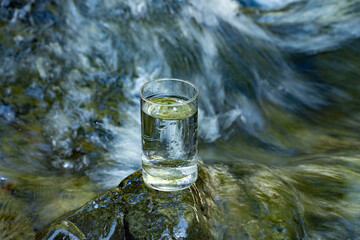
(0, 0), (360, 238)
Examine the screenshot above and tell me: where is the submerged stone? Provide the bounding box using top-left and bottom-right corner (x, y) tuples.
(0, 186), (35, 240)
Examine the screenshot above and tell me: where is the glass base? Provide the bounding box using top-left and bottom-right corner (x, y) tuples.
(142, 166), (198, 192)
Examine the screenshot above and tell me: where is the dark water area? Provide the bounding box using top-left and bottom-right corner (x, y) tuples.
(1, 0), (360, 239)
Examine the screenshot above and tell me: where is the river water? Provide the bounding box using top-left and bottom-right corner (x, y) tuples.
(0, 0), (360, 239)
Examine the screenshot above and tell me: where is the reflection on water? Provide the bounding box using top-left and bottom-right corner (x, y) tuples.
(0, 0), (360, 238)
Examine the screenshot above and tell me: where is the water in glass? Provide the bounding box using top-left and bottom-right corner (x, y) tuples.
(141, 94), (198, 191)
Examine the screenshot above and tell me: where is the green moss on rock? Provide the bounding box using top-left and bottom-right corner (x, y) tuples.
(36, 163), (307, 240)
(36, 168), (212, 240)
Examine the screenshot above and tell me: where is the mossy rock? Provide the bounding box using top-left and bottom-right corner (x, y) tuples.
(36, 167), (213, 240)
(36, 163), (306, 239)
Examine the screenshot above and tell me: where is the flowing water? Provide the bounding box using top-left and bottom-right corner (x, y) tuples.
(0, 0), (360, 238)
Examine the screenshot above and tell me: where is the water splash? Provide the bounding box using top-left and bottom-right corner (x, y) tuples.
(248, 0), (360, 53)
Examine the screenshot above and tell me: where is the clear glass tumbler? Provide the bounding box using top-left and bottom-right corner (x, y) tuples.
(140, 78), (198, 191)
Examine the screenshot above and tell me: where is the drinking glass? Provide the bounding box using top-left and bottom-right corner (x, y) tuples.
(140, 78), (198, 191)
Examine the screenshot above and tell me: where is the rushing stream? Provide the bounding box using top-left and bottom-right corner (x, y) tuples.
(1, 0), (360, 239)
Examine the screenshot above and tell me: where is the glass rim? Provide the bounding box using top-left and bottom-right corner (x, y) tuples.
(139, 78), (199, 107)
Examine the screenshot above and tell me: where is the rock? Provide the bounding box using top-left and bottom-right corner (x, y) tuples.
(36, 163), (307, 239)
(36, 166), (213, 240)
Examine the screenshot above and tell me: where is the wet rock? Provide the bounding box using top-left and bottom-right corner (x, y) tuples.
(36, 167), (213, 240)
(36, 163), (306, 239)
